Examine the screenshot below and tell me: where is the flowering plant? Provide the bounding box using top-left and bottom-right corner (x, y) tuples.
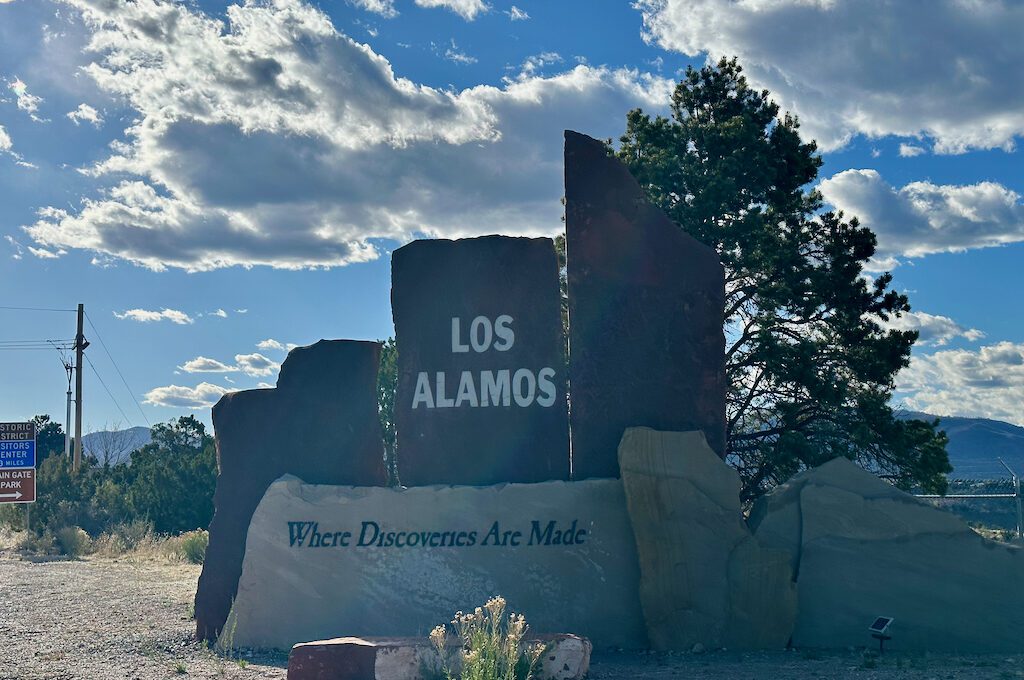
(430, 596), (545, 680)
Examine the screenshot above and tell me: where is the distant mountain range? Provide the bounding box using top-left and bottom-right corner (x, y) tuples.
(899, 412), (1024, 479)
(81, 426), (151, 465)
(77, 415), (1024, 479)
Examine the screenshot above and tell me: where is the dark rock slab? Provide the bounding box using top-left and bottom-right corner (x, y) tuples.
(195, 340), (386, 641)
(391, 236), (570, 486)
(564, 130), (726, 479)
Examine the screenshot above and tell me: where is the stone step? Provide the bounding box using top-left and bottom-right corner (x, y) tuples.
(287, 633), (591, 680)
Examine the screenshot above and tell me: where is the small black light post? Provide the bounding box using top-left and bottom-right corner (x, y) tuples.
(868, 617), (894, 653)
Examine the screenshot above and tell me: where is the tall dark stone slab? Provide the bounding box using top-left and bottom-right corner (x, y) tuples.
(195, 340), (386, 641)
(392, 236), (570, 486)
(565, 130), (726, 479)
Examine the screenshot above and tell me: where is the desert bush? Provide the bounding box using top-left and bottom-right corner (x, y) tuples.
(55, 526), (91, 557)
(18, 530), (56, 555)
(169, 529), (209, 564)
(430, 596), (544, 680)
(91, 520), (157, 557)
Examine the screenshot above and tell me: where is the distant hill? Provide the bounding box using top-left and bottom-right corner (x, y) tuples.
(898, 412), (1024, 479)
(82, 426), (151, 465)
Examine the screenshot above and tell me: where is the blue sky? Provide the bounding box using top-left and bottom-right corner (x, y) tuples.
(1, 0), (1022, 432)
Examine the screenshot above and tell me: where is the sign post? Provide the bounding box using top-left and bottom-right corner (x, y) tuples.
(0, 422), (37, 506)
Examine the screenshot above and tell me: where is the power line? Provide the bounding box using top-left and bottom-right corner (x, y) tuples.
(83, 352), (134, 427)
(85, 311), (151, 427)
(0, 306), (77, 312)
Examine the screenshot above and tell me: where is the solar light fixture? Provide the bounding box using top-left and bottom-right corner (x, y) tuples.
(868, 616), (894, 653)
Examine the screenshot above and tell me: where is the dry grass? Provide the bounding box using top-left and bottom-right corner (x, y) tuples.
(4, 522), (209, 564)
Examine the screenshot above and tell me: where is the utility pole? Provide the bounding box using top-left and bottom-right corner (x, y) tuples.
(73, 303), (87, 472)
(63, 360), (73, 459)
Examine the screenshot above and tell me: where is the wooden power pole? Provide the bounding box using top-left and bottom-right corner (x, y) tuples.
(74, 303), (86, 471)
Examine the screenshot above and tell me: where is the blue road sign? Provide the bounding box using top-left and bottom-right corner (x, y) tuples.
(0, 440), (35, 469)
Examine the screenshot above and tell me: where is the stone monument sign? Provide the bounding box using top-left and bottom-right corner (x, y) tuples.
(195, 340), (387, 641)
(222, 475), (647, 650)
(564, 131), (727, 479)
(391, 236), (570, 486)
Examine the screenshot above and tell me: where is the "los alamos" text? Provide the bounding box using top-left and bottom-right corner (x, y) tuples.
(287, 519), (587, 549)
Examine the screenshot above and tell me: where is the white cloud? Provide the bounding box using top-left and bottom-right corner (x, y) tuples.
(414, 0), (487, 20)
(26, 0), (671, 271)
(635, 0), (1024, 153)
(820, 169), (1024, 261)
(256, 338), (300, 353)
(209, 308), (228, 318)
(234, 352), (280, 377)
(506, 5), (528, 21)
(0, 124), (31, 167)
(256, 338), (285, 351)
(114, 307), (194, 324)
(66, 103), (104, 127)
(443, 39), (477, 65)
(144, 382), (231, 408)
(897, 342), (1024, 426)
(880, 311), (984, 347)
(8, 77), (45, 122)
(179, 351), (280, 377)
(898, 143), (925, 158)
(235, 308), (248, 314)
(519, 52), (562, 77)
(349, 0), (397, 18)
(179, 356), (235, 373)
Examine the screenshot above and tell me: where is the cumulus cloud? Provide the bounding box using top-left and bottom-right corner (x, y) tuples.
(179, 352), (280, 377)
(66, 103), (104, 127)
(414, 0), (487, 20)
(25, 0), (671, 271)
(880, 311), (984, 347)
(506, 5), (528, 21)
(208, 308), (228, 318)
(819, 169), (1024, 261)
(114, 307), (194, 324)
(256, 338), (284, 351)
(179, 356), (235, 373)
(144, 382), (231, 408)
(897, 342), (1024, 426)
(8, 77), (45, 121)
(635, 0), (1024, 153)
(898, 143), (925, 158)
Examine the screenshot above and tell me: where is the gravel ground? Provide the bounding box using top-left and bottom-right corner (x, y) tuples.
(2, 551), (1024, 679)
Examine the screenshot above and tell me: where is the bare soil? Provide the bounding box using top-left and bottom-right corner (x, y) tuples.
(2, 550), (1023, 679)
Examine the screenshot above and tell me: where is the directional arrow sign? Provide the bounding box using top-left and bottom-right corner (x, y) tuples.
(0, 468), (35, 504)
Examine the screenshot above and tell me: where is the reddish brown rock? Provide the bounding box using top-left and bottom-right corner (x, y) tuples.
(564, 130), (726, 479)
(391, 236), (570, 486)
(195, 340), (386, 642)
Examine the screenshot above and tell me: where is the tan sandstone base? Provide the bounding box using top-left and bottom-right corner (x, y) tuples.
(287, 634), (591, 680)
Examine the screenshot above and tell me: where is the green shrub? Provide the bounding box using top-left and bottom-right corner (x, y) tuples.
(179, 529), (209, 564)
(55, 526), (91, 557)
(430, 596), (544, 680)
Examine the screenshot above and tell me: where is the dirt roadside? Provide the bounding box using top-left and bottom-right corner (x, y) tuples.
(2, 553), (1022, 680)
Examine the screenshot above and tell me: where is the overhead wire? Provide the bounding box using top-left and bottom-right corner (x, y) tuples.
(85, 311), (151, 427)
(0, 306), (76, 312)
(83, 353), (134, 427)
